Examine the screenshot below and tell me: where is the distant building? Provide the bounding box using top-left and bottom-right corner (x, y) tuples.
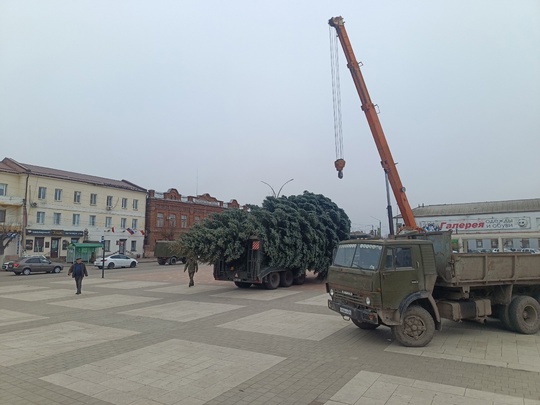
(404, 198), (540, 252)
(0, 158), (146, 260)
(144, 189), (244, 256)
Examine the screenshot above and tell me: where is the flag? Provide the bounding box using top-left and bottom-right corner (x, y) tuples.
(252, 240), (260, 250)
(126, 228), (134, 235)
(140, 230), (145, 235)
(111, 227), (115, 233)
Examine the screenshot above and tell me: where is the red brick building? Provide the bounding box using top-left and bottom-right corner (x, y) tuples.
(144, 188), (243, 256)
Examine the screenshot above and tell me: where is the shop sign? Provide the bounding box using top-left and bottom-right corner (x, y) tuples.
(420, 216), (533, 233)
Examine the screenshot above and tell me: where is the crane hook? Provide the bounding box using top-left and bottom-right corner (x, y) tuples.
(334, 159), (346, 179)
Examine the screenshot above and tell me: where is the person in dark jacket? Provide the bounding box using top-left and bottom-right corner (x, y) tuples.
(184, 256), (198, 287)
(68, 257), (88, 294)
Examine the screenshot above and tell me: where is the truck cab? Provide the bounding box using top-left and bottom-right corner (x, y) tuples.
(327, 238), (441, 346)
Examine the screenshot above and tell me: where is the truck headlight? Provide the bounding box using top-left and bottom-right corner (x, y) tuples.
(329, 288), (334, 297)
(365, 297), (371, 306)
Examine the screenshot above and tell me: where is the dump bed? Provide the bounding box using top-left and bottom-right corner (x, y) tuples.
(416, 231), (540, 286)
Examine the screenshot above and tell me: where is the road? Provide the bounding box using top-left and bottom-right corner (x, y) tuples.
(0, 261), (539, 405)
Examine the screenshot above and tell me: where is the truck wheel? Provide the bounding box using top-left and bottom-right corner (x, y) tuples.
(157, 259), (165, 265)
(169, 257), (177, 265)
(508, 296), (540, 334)
(263, 272), (280, 290)
(351, 318), (379, 330)
(293, 273), (306, 285)
(279, 270), (293, 287)
(234, 281), (252, 289)
(391, 305), (435, 347)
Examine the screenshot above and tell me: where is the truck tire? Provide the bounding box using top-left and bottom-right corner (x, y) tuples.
(263, 272), (280, 290)
(279, 270), (293, 287)
(169, 257), (177, 265)
(157, 259), (166, 265)
(234, 281), (252, 289)
(351, 318), (379, 330)
(391, 305), (435, 347)
(508, 296), (540, 334)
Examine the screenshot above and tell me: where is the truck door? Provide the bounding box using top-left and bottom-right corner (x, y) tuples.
(380, 247), (419, 309)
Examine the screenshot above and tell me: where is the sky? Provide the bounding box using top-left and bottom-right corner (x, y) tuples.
(1, 1), (539, 235)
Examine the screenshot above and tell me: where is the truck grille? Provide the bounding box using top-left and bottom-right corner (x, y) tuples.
(334, 290), (365, 306)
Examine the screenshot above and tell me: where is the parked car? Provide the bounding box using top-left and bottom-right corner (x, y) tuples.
(520, 248), (540, 254)
(94, 254), (137, 269)
(7, 256), (64, 275)
(3, 255), (49, 271)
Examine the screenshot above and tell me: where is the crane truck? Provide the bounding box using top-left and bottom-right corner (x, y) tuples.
(326, 16), (540, 347)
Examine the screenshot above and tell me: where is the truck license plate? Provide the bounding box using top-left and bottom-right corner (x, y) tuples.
(339, 307), (352, 316)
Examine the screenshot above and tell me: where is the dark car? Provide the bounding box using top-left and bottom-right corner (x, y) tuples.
(8, 257), (64, 275)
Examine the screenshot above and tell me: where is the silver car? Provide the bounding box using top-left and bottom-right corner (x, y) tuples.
(8, 256), (64, 275)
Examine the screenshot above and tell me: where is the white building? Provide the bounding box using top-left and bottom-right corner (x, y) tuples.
(0, 158), (147, 260)
(407, 199), (540, 252)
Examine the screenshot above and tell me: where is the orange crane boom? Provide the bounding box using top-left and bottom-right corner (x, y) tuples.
(329, 16), (419, 230)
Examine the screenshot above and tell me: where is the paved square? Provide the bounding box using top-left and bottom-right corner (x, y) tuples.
(50, 294), (161, 310)
(0, 321), (138, 366)
(218, 309), (349, 341)
(324, 370), (540, 405)
(0, 284), (48, 293)
(0, 309), (48, 327)
(98, 280), (170, 289)
(149, 284), (229, 294)
(295, 293), (329, 306)
(41, 339), (285, 405)
(212, 288), (300, 301)
(385, 321), (540, 373)
(120, 300), (244, 322)
(0, 288), (95, 301)
(52, 278), (124, 285)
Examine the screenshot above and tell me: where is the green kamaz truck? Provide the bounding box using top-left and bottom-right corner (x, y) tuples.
(326, 231), (540, 347)
(154, 241), (186, 265)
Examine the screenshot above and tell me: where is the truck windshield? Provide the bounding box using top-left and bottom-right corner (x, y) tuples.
(333, 243), (382, 271)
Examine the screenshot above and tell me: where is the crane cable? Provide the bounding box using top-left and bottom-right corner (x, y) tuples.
(329, 27), (345, 179)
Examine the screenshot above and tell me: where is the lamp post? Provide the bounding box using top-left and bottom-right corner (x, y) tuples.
(369, 216), (382, 237)
(100, 236), (105, 279)
(261, 179), (294, 197)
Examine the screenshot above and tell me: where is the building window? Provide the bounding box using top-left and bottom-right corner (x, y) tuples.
(194, 216), (200, 224)
(106, 196), (113, 208)
(89, 215), (96, 226)
(53, 213), (61, 225)
(120, 218), (126, 229)
(90, 193), (97, 205)
(105, 217), (112, 228)
(34, 237), (45, 252)
(72, 214), (80, 226)
(168, 214), (176, 227)
(133, 199), (138, 210)
(131, 240), (137, 251)
(122, 198), (128, 209)
(521, 239), (530, 249)
(0, 209), (6, 222)
(181, 215), (187, 228)
(132, 219), (138, 229)
(0, 183), (7, 196)
(104, 240), (111, 252)
(38, 187), (46, 199)
(74, 191), (81, 203)
(476, 239), (483, 248)
(490, 239), (498, 249)
(36, 211), (45, 224)
(54, 188), (62, 201)
(157, 213), (164, 227)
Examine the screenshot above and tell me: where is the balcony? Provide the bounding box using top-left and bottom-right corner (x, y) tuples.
(0, 196), (24, 207)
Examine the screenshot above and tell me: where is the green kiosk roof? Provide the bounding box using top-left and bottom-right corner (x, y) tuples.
(69, 243), (104, 248)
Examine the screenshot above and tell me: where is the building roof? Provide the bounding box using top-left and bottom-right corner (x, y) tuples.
(0, 158), (146, 193)
(409, 198), (540, 217)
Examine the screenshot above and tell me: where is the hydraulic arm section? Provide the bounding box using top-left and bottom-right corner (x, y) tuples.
(328, 16), (419, 230)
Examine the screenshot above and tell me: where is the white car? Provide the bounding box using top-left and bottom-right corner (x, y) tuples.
(94, 254), (138, 269)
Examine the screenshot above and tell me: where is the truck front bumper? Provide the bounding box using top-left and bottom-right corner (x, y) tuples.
(328, 300), (379, 325)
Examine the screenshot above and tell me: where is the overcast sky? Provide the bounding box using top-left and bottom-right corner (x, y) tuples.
(1, 1), (539, 234)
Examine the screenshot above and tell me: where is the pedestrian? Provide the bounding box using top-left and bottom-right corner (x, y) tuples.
(68, 257), (88, 295)
(184, 256), (198, 287)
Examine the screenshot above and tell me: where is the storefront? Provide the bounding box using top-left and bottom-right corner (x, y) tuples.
(25, 229), (85, 259)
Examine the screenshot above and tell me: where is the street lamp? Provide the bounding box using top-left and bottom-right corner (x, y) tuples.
(261, 179), (294, 197)
(100, 236), (106, 279)
(369, 216), (382, 237)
